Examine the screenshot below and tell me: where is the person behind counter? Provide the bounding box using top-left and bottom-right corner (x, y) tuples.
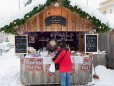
(53, 39), (73, 86)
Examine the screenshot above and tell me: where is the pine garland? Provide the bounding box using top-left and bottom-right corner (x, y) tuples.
(0, 0), (111, 34)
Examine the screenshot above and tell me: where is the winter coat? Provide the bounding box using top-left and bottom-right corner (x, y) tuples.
(53, 48), (72, 72)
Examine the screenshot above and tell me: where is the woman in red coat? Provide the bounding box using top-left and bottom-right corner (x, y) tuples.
(53, 40), (73, 86)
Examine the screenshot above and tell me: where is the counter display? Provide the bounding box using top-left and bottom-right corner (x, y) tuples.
(20, 55), (92, 85)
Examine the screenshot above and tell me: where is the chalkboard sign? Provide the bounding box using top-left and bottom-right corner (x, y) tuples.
(85, 34), (98, 53)
(15, 35), (27, 54)
(45, 16), (66, 26)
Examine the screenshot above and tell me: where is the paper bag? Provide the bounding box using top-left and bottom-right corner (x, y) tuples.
(49, 62), (55, 72)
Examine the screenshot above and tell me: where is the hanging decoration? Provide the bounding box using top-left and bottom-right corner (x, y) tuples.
(0, 0), (111, 34)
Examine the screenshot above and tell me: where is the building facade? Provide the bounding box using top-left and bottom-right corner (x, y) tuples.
(98, 0), (114, 15)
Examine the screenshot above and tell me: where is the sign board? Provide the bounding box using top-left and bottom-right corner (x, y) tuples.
(85, 34), (98, 53)
(25, 58), (43, 71)
(81, 64), (89, 71)
(15, 35), (27, 54)
(45, 16), (66, 26)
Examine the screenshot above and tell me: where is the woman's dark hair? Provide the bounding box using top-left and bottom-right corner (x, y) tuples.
(46, 39), (58, 52)
(59, 39), (66, 48)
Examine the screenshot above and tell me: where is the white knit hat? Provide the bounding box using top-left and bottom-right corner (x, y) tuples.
(28, 47), (36, 54)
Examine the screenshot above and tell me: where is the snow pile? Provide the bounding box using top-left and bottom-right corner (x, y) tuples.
(0, 41), (14, 52)
(88, 65), (114, 86)
(0, 48), (22, 86)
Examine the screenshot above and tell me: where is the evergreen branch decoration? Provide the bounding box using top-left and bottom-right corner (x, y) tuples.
(0, 0), (111, 34)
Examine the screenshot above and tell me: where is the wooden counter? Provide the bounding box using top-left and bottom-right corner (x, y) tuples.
(20, 56), (92, 85)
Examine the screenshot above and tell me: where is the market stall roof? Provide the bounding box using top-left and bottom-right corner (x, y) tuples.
(0, 0), (113, 34)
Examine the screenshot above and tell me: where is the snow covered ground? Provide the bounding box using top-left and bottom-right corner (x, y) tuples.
(0, 48), (21, 86)
(88, 65), (114, 86)
(0, 48), (114, 86)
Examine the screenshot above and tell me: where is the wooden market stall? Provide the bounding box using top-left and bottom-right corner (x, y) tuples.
(18, 5), (93, 85)
(0, 0), (111, 86)
(15, 1), (106, 86)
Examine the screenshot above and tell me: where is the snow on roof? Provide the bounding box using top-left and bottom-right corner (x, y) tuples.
(0, 0), (47, 28)
(0, 0), (113, 29)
